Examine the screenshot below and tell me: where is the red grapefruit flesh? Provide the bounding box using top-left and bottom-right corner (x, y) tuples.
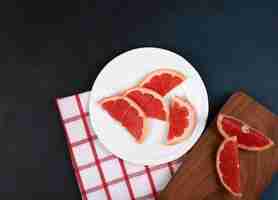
(99, 96), (147, 143)
(124, 87), (169, 121)
(217, 114), (274, 151)
(167, 96), (197, 145)
(140, 69), (186, 96)
(216, 136), (242, 197)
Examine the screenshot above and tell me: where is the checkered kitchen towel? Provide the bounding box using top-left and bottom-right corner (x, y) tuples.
(56, 91), (182, 200)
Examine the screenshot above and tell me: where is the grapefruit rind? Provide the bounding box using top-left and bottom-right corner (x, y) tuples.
(139, 69), (186, 96)
(123, 87), (169, 121)
(99, 96), (148, 143)
(167, 96), (197, 145)
(216, 136), (242, 197)
(217, 114), (274, 151)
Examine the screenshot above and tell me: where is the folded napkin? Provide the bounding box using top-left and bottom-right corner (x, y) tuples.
(56, 91), (182, 200)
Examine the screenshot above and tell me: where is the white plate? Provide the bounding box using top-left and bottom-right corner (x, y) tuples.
(89, 47), (209, 165)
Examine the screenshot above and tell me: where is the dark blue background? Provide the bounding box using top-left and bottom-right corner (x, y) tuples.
(0, 0), (277, 199)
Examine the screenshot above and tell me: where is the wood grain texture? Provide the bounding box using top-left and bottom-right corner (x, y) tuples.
(159, 92), (278, 200)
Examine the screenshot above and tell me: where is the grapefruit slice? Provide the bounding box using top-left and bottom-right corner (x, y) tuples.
(140, 69), (186, 96)
(99, 96), (147, 143)
(217, 114), (274, 151)
(124, 87), (169, 121)
(216, 136), (242, 197)
(167, 96), (197, 145)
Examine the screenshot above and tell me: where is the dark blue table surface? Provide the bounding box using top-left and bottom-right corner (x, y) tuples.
(0, 0), (277, 199)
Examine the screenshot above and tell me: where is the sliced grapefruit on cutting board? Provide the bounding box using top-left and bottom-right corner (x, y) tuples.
(99, 96), (148, 143)
(124, 87), (169, 121)
(217, 114), (274, 151)
(216, 136), (242, 197)
(167, 96), (197, 145)
(140, 69), (186, 96)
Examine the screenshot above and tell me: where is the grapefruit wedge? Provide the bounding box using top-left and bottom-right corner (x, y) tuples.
(124, 87), (168, 121)
(140, 69), (186, 96)
(99, 96), (147, 143)
(217, 114), (274, 151)
(167, 96), (197, 145)
(216, 136), (241, 197)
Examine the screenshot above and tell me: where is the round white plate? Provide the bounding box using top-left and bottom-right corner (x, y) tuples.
(89, 47), (209, 165)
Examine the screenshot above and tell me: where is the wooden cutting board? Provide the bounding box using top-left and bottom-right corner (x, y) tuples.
(159, 92), (278, 200)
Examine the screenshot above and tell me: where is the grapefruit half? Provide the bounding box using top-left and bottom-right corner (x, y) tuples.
(140, 69), (186, 96)
(124, 87), (169, 121)
(217, 114), (274, 151)
(216, 136), (242, 197)
(167, 96), (197, 145)
(99, 96), (148, 143)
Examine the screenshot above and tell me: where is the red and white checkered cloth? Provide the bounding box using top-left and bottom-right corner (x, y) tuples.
(56, 91), (182, 200)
